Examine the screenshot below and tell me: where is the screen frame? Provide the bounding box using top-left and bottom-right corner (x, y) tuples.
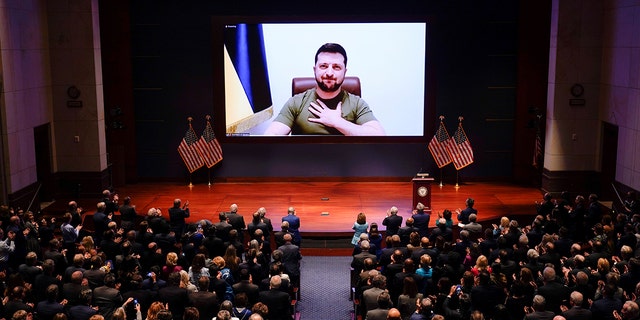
(212, 15), (435, 144)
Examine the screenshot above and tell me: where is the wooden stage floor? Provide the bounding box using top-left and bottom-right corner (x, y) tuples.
(75, 181), (543, 234)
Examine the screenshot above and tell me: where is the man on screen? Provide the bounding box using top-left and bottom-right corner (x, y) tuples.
(264, 43), (385, 136)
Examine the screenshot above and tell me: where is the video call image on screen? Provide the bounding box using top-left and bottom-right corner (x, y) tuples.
(223, 22), (427, 137)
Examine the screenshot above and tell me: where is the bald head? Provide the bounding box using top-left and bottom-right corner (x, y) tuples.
(387, 308), (401, 320)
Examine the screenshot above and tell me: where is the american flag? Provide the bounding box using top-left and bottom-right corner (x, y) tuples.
(196, 119), (223, 168)
(428, 121), (453, 168)
(447, 123), (474, 170)
(178, 123), (205, 173)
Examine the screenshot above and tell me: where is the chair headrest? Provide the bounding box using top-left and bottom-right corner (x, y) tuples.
(291, 76), (361, 97)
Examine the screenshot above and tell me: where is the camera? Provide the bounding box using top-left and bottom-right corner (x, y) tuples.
(134, 299), (138, 305)
(147, 272), (153, 277)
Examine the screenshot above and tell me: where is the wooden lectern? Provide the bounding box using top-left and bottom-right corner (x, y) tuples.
(412, 174), (434, 210)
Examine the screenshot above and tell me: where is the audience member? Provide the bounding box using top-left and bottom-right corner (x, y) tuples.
(281, 207), (301, 246)
(456, 198), (477, 227)
(257, 275), (291, 320)
(411, 203), (431, 238)
(383, 206), (403, 237)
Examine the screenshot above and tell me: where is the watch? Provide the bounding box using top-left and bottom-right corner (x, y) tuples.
(417, 186), (428, 197)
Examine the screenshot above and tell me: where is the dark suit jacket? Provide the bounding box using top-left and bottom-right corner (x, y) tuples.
(397, 226), (419, 246)
(226, 212), (247, 232)
(232, 281), (260, 306)
(92, 285), (123, 319)
(35, 300), (65, 320)
(119, 204), (138, 230)
(590, 296), (623, 320)
(168, 206), (190, 235)
(366, 308), (390, 320)
(158, 286), (190, 320)
(278, 242), (302, 277)
(68, 304), (98, 320)
(258, 288), (291, 320)
(62, 283), (89, 307)
(214, 221), (234, 242)
(411, 212), (431, 237)
(537, 281), (570, 314)
(524, 310), (556, 320)
(382, 215), (403, 236)
(351, 251), (377, 274)
(188, 290), (219, 320)
(562, 306), (593, 320)
(429, 225), (452, 243)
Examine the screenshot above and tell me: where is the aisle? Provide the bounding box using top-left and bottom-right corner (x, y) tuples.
(297, 256), (353, 320)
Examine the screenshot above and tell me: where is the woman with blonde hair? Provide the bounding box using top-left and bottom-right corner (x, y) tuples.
(161, 252), (182, 280)
(351, 212), (368, 246)
(81, 236), (95, 252)
(493, 216), (510, 237)
(179, 270), (197, 293)
(470, 255), (491, 276)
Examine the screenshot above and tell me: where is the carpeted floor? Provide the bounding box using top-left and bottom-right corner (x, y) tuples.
(298, 256), (353, 320)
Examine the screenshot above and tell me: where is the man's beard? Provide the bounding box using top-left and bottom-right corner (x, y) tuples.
(316, 76), (343, 92)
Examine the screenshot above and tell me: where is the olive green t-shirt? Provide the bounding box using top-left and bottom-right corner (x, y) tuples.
(273, 89), (378, 135)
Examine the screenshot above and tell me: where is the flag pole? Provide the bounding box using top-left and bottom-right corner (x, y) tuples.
(455, 170), (459, 188)
(208, 167), (212, 186)
(439, 168), (443, 187)
(188, 116), (194, 187)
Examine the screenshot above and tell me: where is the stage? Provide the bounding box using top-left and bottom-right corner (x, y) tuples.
(45, 180), (540, 230)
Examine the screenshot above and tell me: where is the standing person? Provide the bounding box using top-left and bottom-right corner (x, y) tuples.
(257, 275), (292, 320)
(277, 233), (302, 288)
(92, 273), (124, 319)
(168, 198), (190, 239)
(352, 212), (369, 246)
(257, 207), (274, 246)
(383, 206), (403, 237)
(92, 202), (111, 245)
(282, 207), (301, 246)
(101, 189), (119, 216)
(68, 201), (84, 228)
(118, 196), (138, 232)
(456, 198), (477, 227)
(264, 43), (385, 136)
(536, 193), (555, 218)
(0, 228), (15, 272)
(226, 203), (247, 243)
(61, 212), (82, 258)
(411, 203), (431, 238)
(215, 212), (234, 243)
(368, 222), (384, 258)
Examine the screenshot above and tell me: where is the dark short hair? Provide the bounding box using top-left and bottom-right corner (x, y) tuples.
(315, 43), (347, 67)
